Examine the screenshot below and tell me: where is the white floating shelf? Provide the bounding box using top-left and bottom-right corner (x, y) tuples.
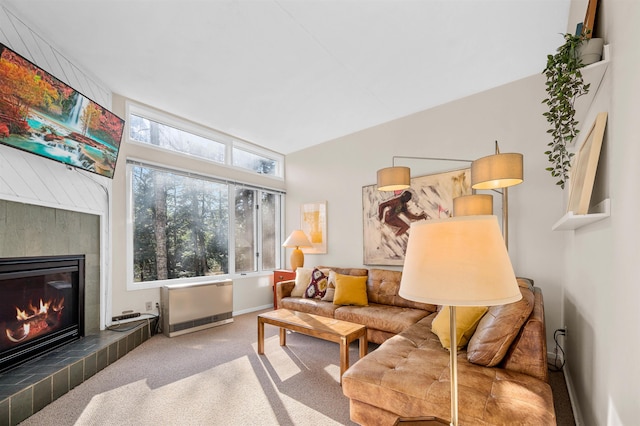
(573, 44), (611, 133)
(552, 199), (610, 231)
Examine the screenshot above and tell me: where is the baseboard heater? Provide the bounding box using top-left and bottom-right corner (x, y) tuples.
(161, 279), (233, 337)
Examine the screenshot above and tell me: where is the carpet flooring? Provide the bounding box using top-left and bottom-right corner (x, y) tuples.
(19, 310), (575, 425)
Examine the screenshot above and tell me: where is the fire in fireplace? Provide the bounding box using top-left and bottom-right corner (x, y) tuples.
(0, 255), (84, 373)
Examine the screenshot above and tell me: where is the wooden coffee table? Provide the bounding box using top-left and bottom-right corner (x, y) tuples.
(257, 309), (367, 384)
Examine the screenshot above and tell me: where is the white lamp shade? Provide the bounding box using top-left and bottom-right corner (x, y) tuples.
(377, 166), (411, 191)
(471, 153), (523, 190)
(282, 230), (312, 248)
(399, 215), (521, 306)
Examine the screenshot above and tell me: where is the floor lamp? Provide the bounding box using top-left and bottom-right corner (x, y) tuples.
(399, 215), (522, 426)
(470, 141), (523, 249)
(376, 156), (471, 192)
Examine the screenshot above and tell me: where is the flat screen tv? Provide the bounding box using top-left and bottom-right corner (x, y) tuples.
(0, 43), (124, 178)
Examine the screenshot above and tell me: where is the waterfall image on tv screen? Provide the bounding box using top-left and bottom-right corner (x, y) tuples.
(0, 43), (124, 178)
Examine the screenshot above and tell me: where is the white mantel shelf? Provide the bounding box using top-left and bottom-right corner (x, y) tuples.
(552, 199), (610, 231)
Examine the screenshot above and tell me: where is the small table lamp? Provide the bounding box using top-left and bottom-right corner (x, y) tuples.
(399, 215), (521, 426)
(282, 230), (312, 271)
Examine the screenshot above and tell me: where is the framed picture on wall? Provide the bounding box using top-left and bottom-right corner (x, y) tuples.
(301, 201), (327, 254)
(362, 168), (471, 265)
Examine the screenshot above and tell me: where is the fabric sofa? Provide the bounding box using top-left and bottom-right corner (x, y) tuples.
(276, 266), (556, 425)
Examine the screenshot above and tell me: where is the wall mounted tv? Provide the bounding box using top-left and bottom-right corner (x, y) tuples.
(0, 43), (124, 178)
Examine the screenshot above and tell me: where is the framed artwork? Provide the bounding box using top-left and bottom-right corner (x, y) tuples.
(567, 112), (607, 215)
(363, 168), (471, 265)
(301, 201), (327, 254)
(583, 0), (599, 36)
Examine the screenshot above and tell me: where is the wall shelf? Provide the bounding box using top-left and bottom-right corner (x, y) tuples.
(552, 45), (611, 232)
(552, 199), (610, 231)
(573, 44), (610, 133)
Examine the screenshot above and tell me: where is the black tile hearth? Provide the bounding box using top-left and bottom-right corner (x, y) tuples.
(0, 319), (155, 426)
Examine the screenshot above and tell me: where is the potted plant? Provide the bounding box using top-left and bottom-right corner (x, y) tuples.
(542, 32), (601, 189)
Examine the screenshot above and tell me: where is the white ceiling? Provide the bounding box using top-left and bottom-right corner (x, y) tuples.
(2, 0), (570, 155)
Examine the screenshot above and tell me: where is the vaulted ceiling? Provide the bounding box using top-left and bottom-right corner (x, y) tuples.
(2, 0), (570, 155)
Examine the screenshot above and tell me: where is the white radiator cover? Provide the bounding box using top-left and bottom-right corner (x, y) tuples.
(161, 279), (233, 337)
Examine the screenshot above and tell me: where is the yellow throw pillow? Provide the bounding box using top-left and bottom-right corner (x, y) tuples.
(333, 273), (368, 306)
(432, 306), (488, 350)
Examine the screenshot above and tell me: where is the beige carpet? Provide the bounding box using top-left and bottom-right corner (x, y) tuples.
(19, 310), (574, 425)
(20, 310), (358, 426)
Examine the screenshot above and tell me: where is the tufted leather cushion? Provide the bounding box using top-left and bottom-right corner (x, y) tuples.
(500, 286), (549, 382)
(342, 312), (556, 425)
(280, 297), (340, 317)
(317, 266), (368, 277)
(367, 269), (438, 312)
(334, 303), (430, 335)
(466, 279), (535, 367)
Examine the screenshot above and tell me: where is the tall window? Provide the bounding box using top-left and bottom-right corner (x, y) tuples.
(130, 164), (230, 283)
(128, 162), (283, 288)
(260, 192), (277, 271)
(233, 189), (279, 273)
(126, 102), (285, 289)
(235, 188), (255, 273)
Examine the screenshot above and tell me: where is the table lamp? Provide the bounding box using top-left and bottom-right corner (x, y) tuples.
(399, 215), (521, 426)
(282, 230), (312, 271)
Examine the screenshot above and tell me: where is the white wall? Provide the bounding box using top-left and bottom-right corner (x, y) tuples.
(561, 1), (640, 425)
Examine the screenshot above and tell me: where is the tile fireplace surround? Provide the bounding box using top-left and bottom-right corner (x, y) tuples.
(0, 319), (153, 425)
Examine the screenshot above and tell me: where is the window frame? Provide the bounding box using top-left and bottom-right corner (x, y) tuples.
(126, 102), (284, 179)
(126, 160), (285, 290)
(124, 100), (286, 291)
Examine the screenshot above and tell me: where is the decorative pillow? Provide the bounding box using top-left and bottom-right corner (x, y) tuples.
(290, 267), (313, 297)
(431, 306), (488, 350)
(466, 286), (534, 367)
(333, 273), (368, 306)
(321, 270), (337, 302)
(304, 268), (329, 299)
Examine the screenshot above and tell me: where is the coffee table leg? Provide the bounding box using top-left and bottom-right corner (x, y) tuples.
(359, 333), (367, 359)
(258, 318), (264, 354)
(340, 336), (349, 385)
(280, 327), (287, 346)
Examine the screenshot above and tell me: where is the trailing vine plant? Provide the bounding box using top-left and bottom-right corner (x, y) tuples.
(542, 32), (591, 189)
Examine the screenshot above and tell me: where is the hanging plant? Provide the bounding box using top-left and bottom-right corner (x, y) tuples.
(542, 32), (591, 189)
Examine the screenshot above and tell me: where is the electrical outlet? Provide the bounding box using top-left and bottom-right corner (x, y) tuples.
(145, 301), (152, 311)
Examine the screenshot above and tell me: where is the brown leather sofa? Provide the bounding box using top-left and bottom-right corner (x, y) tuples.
(276, 267), (556, 425)
(276, 267), (437, 344)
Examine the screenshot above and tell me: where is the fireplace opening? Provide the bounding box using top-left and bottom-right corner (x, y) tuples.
(0, 255), (84, 373)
